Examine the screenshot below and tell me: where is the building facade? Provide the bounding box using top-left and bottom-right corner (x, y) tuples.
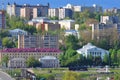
(6, 3), (22, 17)
(40, 56), (60, 68)
(8, 58), (26, 68)
(77, 43), (109, 59)
(7, 3), (49, 19)
(18, 34), (59, 49)
(59, 20), (75, 30)
(0, 48), (62, 68)
(48, 8), (59, 18)
(59, 8), (73, 20)
(0, 10), (6, 29)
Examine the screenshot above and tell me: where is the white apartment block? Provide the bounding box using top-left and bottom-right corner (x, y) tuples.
(48, 8), (59, 18)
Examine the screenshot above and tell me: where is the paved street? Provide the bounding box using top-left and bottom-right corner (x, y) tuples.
(0, 71), (14, 80)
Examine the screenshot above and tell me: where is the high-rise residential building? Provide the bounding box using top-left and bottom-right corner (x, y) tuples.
(6, 2), (22, 17)
(48, 8), (59, 18)
(20, 7), (33, 20)
(7, 3), (49, 19)
(59, 8), (73, 20)
(20, 4), (49, 20)
(18, 34), (59, 49)
(0, 10), (6, 29)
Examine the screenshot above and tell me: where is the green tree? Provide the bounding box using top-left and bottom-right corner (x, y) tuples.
(2, 37), (15, 48)
(65, 35), (79, 50)
(103, 54), (109, 65)
(110, 49), (117, 66)
(117, 50), (120, 65)
(1, 55), (9, 67)
(26, 56), (41, 68)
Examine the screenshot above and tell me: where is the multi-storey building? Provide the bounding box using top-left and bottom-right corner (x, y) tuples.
(20, 7), (33, 20)
(59, 8), (73, 20)
(0, 48), (62, 68)
(0, 10), (6, 29)
(7, 3), (49, 19)
(6, 2), (22, 17)
(18, 34), (59, 49)
(48, 8), (59, 18)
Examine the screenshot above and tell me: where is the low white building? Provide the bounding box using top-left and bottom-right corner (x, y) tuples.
(9, 29), (28, 38)
(65, 29), (80, 38)
(40, 56), (60, 68)
(59, 20), (75, 30)
(8, 58), (26, 68)
(77, 43), (109, 59)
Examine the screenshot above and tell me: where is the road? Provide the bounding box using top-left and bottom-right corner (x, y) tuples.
(0, 71), (14, 80)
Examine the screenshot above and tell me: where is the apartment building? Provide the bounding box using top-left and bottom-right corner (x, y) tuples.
(0, 10), (6, 29)
(48, 8), (59, 18)
(6, 2), (22, 17)
(20, 7), (33, 20)
(7, 3), (49, 19)
(0, 48), (62, 68)
(59, 8), (73, 20)
(18, 34), (59, 49)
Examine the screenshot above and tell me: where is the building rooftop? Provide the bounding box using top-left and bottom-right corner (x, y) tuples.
(0, 48), (61, 52)
(65, 29), (78, 33)
(40, 56), (57, 60)
(77, 43), (109, 53)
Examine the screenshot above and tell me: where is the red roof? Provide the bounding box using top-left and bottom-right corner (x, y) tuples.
(0, 48), (61, 52)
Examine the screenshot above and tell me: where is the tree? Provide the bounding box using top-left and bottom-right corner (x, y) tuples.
(65, 35), (80, 50)
(117, 50), (120, 65)
(2, 37), (15, 48)
(1, 55), (9, 67)
(26, 56), (41, 68)
(103, 54), (109, 65)
(110, 49), (117, 66)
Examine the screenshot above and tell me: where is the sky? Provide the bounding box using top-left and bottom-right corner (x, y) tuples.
(0, 0), (120, 9)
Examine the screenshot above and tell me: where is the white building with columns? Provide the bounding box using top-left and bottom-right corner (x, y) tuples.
(77, 43), (109, 59)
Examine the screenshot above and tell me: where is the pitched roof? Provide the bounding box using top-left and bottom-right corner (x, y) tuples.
(0, 48), (61, 53)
